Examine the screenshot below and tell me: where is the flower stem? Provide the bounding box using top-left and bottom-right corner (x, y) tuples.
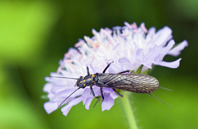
(120, 91), (138, 129)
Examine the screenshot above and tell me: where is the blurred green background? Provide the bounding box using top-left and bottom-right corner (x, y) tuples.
(0, 1), (197, 129)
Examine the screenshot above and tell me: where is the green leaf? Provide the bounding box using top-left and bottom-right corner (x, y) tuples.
(136, 65), (143, 74)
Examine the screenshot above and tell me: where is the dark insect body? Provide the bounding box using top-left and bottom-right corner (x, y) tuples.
(96, 73), (159, 93)
(58, 62), (171, 108)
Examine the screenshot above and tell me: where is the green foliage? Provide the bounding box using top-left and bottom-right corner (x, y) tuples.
(0, 0), (197, 129)
(135, 65), (143, 74)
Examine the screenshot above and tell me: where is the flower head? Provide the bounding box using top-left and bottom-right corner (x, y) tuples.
(43, 22), (188, 116)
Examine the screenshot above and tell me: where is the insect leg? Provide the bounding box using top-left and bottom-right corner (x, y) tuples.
(100, 87), (104, 100)
(103, 61), (113, 73)
(117, 70), (130, 74)
(113, 89), (123, 97)
(90, 86), (95, 96)
(86, 66), (90, 75)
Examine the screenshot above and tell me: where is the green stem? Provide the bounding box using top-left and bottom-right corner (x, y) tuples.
(120, 91), (138, 129)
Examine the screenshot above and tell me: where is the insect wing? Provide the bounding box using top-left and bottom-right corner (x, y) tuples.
(96, 73), (159, 93)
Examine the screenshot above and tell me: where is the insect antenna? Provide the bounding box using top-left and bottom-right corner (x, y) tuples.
(58, 87), (80, 108)
(54, 76), (78, 80)
(148, 93), (172, 108)
(159, 86), (172, 91)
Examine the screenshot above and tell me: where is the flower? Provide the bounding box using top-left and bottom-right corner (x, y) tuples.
(43, 22), (188, 116)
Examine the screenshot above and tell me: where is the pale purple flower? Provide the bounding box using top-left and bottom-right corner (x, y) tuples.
(43, 22), (188, 116)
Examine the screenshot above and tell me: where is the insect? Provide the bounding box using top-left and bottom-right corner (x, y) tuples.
(58, 62), (171, 108)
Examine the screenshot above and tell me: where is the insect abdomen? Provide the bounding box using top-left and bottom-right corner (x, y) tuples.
(96, 74), (159, 93)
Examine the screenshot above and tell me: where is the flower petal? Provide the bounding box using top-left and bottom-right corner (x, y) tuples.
(108, 62), (122, 73)
(82, 88), (94, 110)
(154, 40), (175, 64)
(84, 97), (94, 110)
(168, 40), (188, 56)
(101, 94), (115, 111)
(61, 97), (83, 116)
(154, 26), (172, 46)
(43, 83), (52, 92)
(110, 91), (118, 99)
(44, 102), (58, 114)
(158, 58), (182, 68)
(136, 49), (144, 63)
(118, 57), (131, 70)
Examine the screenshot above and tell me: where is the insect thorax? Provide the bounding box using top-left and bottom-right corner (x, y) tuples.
(76, 74), (98, 88)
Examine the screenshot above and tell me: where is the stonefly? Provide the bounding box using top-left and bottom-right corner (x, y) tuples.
(57, 62), (171, 108)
